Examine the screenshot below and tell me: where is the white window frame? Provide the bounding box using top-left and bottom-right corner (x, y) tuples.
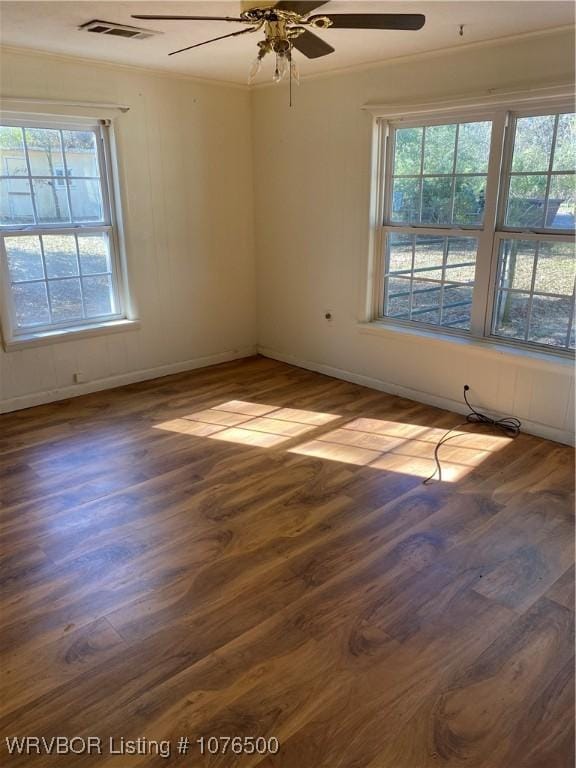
(0, 112), (131, 348)
(365, 88), (575, 358)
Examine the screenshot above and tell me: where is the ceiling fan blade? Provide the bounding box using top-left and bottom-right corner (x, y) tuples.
(169, 27), (255, 56)
(292, 29), (335, 59)
(309, 13), (426, 30)
(132, 15), (244, 22)
(275, 1), (328, 13)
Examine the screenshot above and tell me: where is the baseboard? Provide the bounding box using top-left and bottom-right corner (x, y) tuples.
(258, 345), (575, 447)
(0, 346), (257, 414)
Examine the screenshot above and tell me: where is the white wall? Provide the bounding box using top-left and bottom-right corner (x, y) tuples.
(252, 29), (576, 445)
(0, 48), (257, 411)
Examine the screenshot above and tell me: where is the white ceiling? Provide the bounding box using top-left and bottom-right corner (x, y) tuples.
(0, 1), (574, 85)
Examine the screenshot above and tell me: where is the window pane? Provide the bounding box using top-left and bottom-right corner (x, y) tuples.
(12, 282), (50, 327)
(385, 276), (411, 318)
(453, 176), (486, 226)
(498, 240), (536, 291)
(456, 121), (492, 173)
(511, 115), (555, 172)
(546, 174), (575, 230)
(62, 130), (100, 177)
(445, 237), (477, 283)
(391, 177), (420, 223)
(411, 281), (441, 317)
(69, 179), (104, 222)
(552, 113), (576, 172)
(445, 263), (475, 284)
(533, 241), (576, 296)
(505, 174), (548, 228)
(78, 233), (111, 274)
(393, 127), (422, 175)
(442, 285), (473, 330)
(0, 178), (34, 224)
(42, 234), (79, 278)
(0, 126), (27, 175)
(423, 124), (456, 174)
(493, 291), (530, 340)
(528, 296), (571, 347)
(48, 278), (83, 322)
(388, 233), (413, 273)
(25, 128), (65, 176)
(386, 276), (412, 297)
(82, 275), (114, 317)
(421, 177), (452, 225)
(414, 308), (440, 324)
(32, 178), (70, 223)
(5, 236), (44, 282)
(414, 235), (444, 277)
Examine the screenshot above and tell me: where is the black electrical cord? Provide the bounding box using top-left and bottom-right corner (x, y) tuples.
(422, 385), (521, 485)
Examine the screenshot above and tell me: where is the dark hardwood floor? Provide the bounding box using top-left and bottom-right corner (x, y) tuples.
(0, 355), (574, 767)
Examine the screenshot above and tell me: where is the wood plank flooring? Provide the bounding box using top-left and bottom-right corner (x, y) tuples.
(0, 355), (574, 768)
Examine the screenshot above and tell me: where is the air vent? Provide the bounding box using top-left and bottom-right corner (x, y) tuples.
(79, 20), (162, 40)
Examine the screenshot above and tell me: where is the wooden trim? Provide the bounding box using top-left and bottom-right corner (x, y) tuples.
(363, 84), (574, 119)
(0, 346), (257, 413)
(258, 344), (575, 446)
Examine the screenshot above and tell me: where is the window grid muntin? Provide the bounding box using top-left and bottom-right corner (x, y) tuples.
(0, 117), (125, 340)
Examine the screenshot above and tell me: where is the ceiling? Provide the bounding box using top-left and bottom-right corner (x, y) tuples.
(0, 1), (574, 85)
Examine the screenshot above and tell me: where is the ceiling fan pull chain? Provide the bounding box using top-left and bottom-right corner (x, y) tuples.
(289, 52), (292, 107)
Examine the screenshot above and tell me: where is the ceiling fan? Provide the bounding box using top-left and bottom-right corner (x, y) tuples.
(132, 2), (426, 86)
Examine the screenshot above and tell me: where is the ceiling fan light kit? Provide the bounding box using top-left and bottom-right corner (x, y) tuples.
(131, 2), (425, 100)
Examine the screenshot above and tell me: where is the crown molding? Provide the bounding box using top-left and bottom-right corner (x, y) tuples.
(1, 23), (573, 93)
(252, 23), (575, 90)
(0, 44), (250, 91)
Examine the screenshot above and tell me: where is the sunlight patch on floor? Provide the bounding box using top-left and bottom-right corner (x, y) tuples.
(289, 419), (512, 480)
(154, 402), (513, 481)
(155, 400), (340, 448)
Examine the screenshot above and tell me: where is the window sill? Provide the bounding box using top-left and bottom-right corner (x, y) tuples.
(357, 320), (574, 372)
(3, 318), (140, 352)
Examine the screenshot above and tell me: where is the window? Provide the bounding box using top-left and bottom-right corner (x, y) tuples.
(0, 116), (127, 343)
(375, 102), (575, 354)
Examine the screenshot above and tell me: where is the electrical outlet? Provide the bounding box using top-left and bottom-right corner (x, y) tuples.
(73, 372), (85, 384)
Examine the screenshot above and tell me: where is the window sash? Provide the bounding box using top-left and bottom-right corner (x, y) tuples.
(497, 111), (575, 236)
(0, 117), (126, 340)
(374, 105), (575, 355)
(1, 226), (124, 335)
(382, 232), (477, 331)
(486, 231), (575, 351)
(0, 122), (111, 231)
(386, 119), (494, 230)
